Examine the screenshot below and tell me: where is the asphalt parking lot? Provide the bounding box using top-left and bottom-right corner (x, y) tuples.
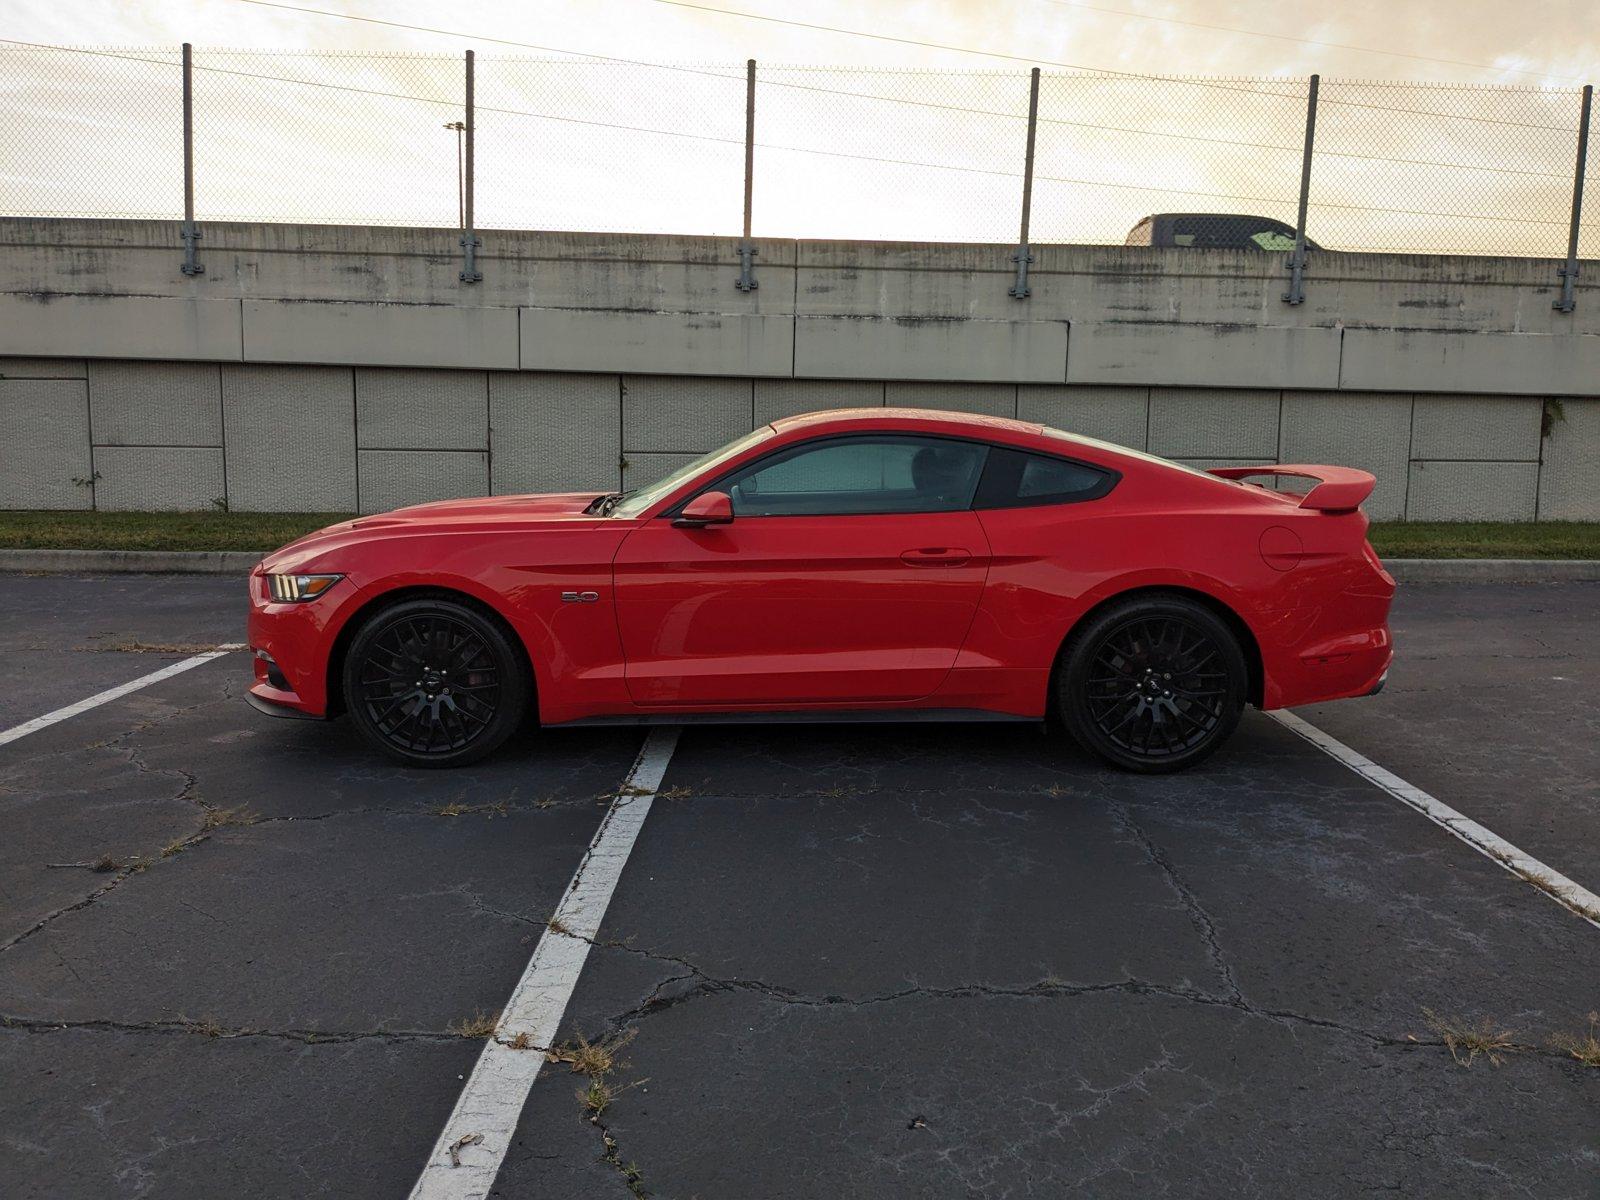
(1, 573), (1597, 1199)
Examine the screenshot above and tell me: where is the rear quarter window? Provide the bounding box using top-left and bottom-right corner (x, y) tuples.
(973, 446), (1117, 509)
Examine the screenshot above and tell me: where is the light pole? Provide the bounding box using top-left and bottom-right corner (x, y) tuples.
(443, 120), (465, 229)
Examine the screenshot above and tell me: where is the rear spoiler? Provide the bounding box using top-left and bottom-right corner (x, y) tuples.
(1205, 464), (1376, 513)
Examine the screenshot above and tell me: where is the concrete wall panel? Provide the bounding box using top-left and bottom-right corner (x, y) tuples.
(1538, 398), (1600, 520)
(794, 317), (1068, 383)
(0, 357), (85, 378)
(1410, 394), (1542, 462)
(884, 382), (1017, 417)
(1149, 389), (1280, 460)
(94, 446), (225, 511)
(356, 368), (488, 451)
(522, 309), (792, 377)
(0, 379), (91, 509)
(357, 450), (489, 514)
(623, 375), (753, 452)
(490, 373), (621, 495)
(223, 365), (356, 513)
(1279, 391), (1412, 521)
(1406, 460), (1539, 521)
(0, 294), (241, 361)
(1068, 324), (1340, 389)
(1018, 385), (1148, 449)
(1341, 329), (1600, 395)
(754, 379), (883, 425)
(88, 360), (222, 447)
(242, 300), (518, 369)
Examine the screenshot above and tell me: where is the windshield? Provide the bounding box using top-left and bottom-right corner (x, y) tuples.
(609, 426), (776, 518)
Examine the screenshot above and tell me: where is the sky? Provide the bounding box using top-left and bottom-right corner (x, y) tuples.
(2, 0), (1596, 252)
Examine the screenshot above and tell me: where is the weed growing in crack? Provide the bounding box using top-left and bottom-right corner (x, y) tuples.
(200, 805), (258, 831)
(182, 1015), (225, 1038)
(547, 916), (574, 937)
(548, 1029), (635, 1078)
(1550, 1012), (1600, 1067)
(504, 1030), (535, 1051)
(599, 1130), (647, 1197)
(434, 800), (510, 819)
(159, 837), (192, 859)
(1423, 1008), (1521, 1067)
(656, 785), (692, 800)
(92, 854), (122, 873)
(78, 640), (228, 655)
(449, 1010), (501, 1039)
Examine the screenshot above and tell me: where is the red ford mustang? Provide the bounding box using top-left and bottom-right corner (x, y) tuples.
(247, 408), (1394, 772)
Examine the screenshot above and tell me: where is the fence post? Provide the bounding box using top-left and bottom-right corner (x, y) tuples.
(180, 42), (203, 276)
(1009, 67), (1041, 300)
(736, 58), (758, 292)
(1283, 74), (1318, 305)
(459, 49), (481, 284)
(1555, 83), (1593, 314)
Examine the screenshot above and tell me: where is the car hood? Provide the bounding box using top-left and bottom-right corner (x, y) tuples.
(258, 492), (609, 573)
(349, 492), (601, 527)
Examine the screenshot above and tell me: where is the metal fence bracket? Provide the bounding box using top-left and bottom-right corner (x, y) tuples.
(1283, 74), (1319, 306)
(1009, 249), (1033, 300)
(735, 244), (758, 292)
(1009, 68), (1041, 300)
(179, 43), (203, 276)
(1555, 84), (1592, 313)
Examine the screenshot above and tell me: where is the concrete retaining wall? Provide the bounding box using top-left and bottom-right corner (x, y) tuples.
(1, 218), (1596, 519)
(2, 356), (1591, 519)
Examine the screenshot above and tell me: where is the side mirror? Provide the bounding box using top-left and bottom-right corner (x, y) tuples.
(672, 491), (734, 528)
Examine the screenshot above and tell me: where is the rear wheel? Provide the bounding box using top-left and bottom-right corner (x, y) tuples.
(1057, 594), (1246, 773)
(342, 597), (530, 768)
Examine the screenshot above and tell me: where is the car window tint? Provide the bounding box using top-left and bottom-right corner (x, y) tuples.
(714, 436), (987, 517)
(974, 446), (1113, 509)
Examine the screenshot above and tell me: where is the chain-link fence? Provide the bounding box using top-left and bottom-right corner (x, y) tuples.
(2, 44), (1593, 262)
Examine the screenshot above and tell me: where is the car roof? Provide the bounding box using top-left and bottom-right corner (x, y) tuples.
(769, 407), (1045, 437)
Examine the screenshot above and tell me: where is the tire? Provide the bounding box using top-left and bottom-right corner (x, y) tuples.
(342, 597), (531, 768)
(1056, 594), (1247, 774)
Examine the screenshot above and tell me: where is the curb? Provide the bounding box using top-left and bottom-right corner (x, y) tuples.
(0, 549), (263, 575)
(1, 548), (1597, 583)
(1383, 558), (1600, 583)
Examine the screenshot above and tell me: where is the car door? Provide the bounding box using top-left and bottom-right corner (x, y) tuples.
(612, 434), (992, 706)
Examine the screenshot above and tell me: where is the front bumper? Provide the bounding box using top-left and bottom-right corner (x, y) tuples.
(246, 570), (365, 718)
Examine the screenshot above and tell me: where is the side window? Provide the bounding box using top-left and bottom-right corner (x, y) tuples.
(973, 446), (1115, 510)
(709, 436), (988, 517)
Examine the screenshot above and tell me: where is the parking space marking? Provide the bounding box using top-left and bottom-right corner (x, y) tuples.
(1269, 710), (1600, 929)
(0, 645), (245, 749)
(409, 727), (680, 1200)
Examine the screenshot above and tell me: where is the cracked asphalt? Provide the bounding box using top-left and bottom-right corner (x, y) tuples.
(0, 573), (1596, 1198)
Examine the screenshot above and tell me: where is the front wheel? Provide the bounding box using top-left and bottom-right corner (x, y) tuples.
(342, 598), (531, 768)
(1057, 595), (1246, 773)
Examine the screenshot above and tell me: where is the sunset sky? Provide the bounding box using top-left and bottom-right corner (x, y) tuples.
(3, 0), (1595, 253)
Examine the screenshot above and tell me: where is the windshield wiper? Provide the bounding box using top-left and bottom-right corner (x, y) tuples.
(585, 491), (634, 516)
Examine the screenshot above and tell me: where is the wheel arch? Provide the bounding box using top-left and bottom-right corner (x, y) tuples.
(324, 584), (538, 719)
(1049, 584), (1265, 711)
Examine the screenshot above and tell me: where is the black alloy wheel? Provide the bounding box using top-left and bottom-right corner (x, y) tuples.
(1058, 594), (1246, 773)
(343, 598), (530, 767)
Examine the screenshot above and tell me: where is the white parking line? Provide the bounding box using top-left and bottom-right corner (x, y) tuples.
(0, 645), (246, 749)
(1268, 709), (1600, 930)
(409, 727), (680, 1200)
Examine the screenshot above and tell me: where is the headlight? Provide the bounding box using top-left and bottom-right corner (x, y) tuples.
(267, 573), (343, 603)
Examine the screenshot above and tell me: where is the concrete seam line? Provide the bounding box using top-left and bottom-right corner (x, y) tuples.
(409, 726), (680, 1200)
(1267, 710), (1600, 930)
(0, 645), (246, 748)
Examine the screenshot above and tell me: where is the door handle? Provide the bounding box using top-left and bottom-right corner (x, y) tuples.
(900, 547), (971, 567)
